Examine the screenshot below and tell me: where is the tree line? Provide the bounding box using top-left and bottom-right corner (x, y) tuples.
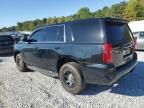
(0, 0), (144, 32)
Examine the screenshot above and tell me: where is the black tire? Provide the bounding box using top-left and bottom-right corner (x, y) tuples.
(15, 53), (29, 72)
(59, 62), (86, 94)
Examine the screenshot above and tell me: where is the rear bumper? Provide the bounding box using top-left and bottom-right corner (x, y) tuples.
(81, 53), (137, 85)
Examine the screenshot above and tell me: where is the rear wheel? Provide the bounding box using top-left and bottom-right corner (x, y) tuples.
(16, 53), (29, 72)
(59, 62), (86, 94)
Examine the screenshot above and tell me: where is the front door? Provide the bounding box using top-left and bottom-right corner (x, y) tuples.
(35, 25), (65, 72)
(23, 29), (44, 67)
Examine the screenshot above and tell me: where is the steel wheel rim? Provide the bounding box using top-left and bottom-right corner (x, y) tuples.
(63, 71), (76, 88)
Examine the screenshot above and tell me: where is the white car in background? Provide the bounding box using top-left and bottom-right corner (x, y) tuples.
(129, 20), (144, 50)
(133, 31), (144, 50)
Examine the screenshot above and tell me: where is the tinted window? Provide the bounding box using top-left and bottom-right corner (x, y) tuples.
(43, 25), (64, 42)
(57, 26), (64, 41)
(0, 35), (13, 42)
(105, 22), (132, 43)
(140, 32), (144, 38)
(71, 21), (102, 43)
(31, 30), (44, 42)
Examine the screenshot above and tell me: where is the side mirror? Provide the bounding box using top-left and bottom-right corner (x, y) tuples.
(22, 37), (28, 42)
(27, 39), (37, 43)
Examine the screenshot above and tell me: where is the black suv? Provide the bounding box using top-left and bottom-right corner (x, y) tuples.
(14, 18), (137, 94)
(0, 35), (14, 55)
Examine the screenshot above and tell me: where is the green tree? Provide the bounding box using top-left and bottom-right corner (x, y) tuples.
(123, 4), (136, 21)
(17, 22), (23, 31)
(111, 2), (127, 18)
(50, 17), (58, 24)
(8, 26), (16, 31)
(134, 0), (144, 20)
(123, 0), (144, 21)
(94, 9), (104, 18)
(65, 16), (73, 22)
(76, 7), (92, 19)
(57, 16), (65, 23)
(42, 18), (47, 25)
(2, 0), (144, 32)
(34, 19), (42, 28)
(46, 17), (53, 24)
(103, 7), (112, 17)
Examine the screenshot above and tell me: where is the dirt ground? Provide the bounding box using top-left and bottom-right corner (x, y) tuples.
(0, 51), (144, 108)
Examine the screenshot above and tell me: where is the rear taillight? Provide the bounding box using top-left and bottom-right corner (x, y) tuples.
(102, 43), (113, 64)
(133, 37), (137, 50)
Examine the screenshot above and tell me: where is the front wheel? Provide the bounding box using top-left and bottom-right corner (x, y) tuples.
(59, 62), (86, 94)
(15, 53), (29, 72)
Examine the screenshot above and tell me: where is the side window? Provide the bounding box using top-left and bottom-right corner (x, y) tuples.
(43, 25), (64, 42)
(30, 30), (44, 42)
(57, 26), (64, 41)
(71, 21), (102, 43)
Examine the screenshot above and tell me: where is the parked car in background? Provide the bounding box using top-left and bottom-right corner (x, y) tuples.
(9, 34), (19, 43)
(133, 31), (144, 50)
(18, 33), (30, 42)
(0, 35), (14, 55)
(14, 18), (137, 94)
(8, 32), (30, 44)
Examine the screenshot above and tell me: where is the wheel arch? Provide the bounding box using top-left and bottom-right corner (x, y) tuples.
(14, 50), (21, 61)
(57, 56), (80, 73)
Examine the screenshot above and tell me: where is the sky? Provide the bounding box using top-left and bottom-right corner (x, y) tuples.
(0, 0), (127, 28)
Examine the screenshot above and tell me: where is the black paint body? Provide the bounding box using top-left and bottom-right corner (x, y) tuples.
(14, 18), (137, 85)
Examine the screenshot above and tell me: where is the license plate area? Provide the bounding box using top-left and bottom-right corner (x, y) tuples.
(123, 48), (131, 56)
(123, 48), (133, 62)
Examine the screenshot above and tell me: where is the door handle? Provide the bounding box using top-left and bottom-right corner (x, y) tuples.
(54, 47), (60, 50)
(34, 47), (39, 50)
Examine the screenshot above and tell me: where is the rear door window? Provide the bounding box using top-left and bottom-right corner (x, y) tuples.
(71, 21), (103, 43)
(105, 22), (132, 43)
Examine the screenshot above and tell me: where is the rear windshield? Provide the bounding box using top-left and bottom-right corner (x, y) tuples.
(0, 36), (13, 42)
(105, 22), (132, 43)
(71, 20), (103, 43)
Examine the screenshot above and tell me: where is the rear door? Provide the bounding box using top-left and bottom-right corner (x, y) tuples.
(105, 21), (134, 67)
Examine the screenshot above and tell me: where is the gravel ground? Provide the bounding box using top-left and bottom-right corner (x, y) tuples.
(0, 51), (144, 108)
